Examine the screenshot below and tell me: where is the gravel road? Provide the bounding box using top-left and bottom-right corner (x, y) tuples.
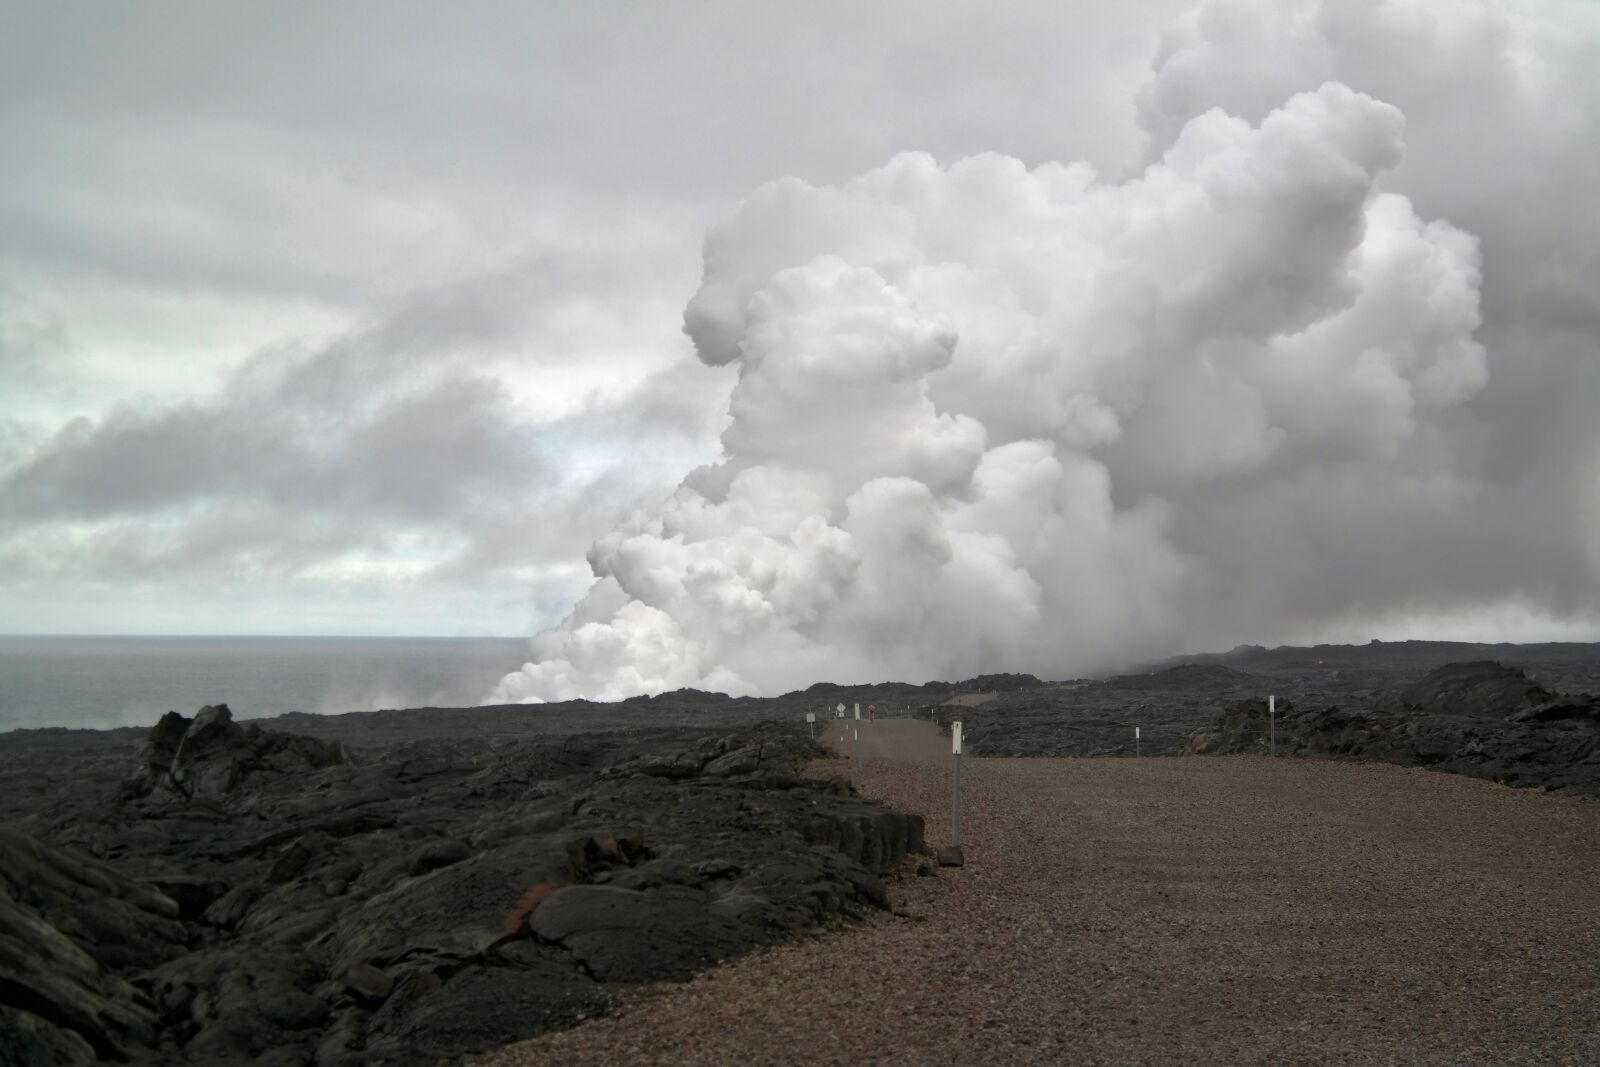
(473, 720), (1600, 1065)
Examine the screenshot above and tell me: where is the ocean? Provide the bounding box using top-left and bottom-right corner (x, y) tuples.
(0, 636), (535, 733)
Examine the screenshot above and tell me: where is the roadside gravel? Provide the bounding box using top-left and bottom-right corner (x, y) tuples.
(473, 723), (1600, 1065)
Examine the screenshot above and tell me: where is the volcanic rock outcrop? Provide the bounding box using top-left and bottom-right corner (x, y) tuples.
(120, 704), (351, 801)
(4, 714), (925, 1065)
(1186, 661), (1600, 792)
(0, 829), (190, 1065)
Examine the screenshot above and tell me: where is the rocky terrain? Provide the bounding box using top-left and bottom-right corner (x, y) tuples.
(6, 639), (1600, 1065)
(1188, 660), (1600, 792)
(916, 641), (1600, 766)
(0, 705), (925, 1065)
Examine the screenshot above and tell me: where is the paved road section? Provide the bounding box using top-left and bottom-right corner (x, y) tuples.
(477, 719), (1600, 1065)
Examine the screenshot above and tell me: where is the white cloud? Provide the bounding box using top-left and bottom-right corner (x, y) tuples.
(494, 72), (1554, 702)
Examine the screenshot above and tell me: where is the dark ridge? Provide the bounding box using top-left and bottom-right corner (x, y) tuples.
(1394, 661), (1553, 717)
(958, 673), (1046, 692)
(1104, 663), (1250, 691)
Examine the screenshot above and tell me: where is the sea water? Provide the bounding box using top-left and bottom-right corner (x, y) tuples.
(0, 636), (534, 733)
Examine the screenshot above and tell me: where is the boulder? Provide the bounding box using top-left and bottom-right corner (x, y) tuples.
(318, 833), (577, 976)
(1186, 662), (1600, 793)
(120, 705), (350, 801)
(359, 962), (601, 1066)
(0, 830), (188, 1062)
(343, 963), (394, 1005)
(704, 744), (765, 777)
(0, 1003), (97, 1066)
(1392, 661), (1552, 718)
(528, 884), (752, 981)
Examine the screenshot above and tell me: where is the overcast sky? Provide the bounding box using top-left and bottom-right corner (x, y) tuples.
(2, 2), (1597, 680)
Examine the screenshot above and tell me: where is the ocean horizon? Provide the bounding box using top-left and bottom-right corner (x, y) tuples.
(0, 635), (535, 733)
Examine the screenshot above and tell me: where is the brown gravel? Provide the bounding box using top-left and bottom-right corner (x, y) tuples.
(471, 720), (1600, 1066)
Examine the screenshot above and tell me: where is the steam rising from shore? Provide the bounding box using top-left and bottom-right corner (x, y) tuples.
(493, 79), (1503, 703)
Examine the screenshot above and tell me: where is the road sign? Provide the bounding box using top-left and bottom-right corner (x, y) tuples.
(805, 711), (815, 723)
(952, 720), (962, 755)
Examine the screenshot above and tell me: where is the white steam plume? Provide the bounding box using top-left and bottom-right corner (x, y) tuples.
(491, 76), (1528, 704)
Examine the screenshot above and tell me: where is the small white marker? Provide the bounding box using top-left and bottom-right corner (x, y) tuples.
(805, 711), (815, 723)
(854, 703), (861, 720)
(950, 720), (963, 846)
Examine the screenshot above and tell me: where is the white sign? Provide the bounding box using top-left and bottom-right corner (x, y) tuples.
(1135, 726), (1141, 739)
(854, 703), (861, 720)
(805, 711), (815, 723)
(835, 703), (845, 717)
(952, 720), (963, 755)
(1269, 694), (1276, 715)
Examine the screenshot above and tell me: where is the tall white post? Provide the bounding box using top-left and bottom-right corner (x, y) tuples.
(1268, 694), (1276, 757)
(951, 720), (963, 846)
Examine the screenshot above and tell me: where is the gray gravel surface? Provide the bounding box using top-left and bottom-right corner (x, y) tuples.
(473, 721), (1600, 1065)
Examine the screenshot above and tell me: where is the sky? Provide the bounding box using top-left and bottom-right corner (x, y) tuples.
(1, 2), (1597, 695)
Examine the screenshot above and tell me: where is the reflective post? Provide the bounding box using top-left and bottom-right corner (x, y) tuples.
(853, 704), (862, 774)
(1269, 694), (1276, 757)
(951, 720), (963, 846)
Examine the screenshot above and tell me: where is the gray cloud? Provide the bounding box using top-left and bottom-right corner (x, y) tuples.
(1, 0), (1594, 650)
(0, 249), (727, 603)
(1129, 0), (1600, 630)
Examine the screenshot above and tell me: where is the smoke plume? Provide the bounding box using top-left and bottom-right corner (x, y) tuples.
(491, 70), (1546, 702)
(492, 0), (1600, 703)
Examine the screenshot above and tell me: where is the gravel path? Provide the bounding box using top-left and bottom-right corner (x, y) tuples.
(473, 720), (1600, 1065)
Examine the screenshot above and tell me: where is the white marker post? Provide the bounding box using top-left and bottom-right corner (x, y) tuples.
(805, 710), (815, 740)
(853, 704), (862, 771)
(1135, 725), (1141, 759)
(951, 720), (963, 846)
(1268, 695), (1276, 757)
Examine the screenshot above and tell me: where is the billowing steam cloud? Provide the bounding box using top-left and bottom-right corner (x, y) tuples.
(491, 76), (1512, 703)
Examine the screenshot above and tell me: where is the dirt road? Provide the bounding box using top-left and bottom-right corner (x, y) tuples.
(818, 716), (954, 762)
(478, 720), (1600, 1065)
